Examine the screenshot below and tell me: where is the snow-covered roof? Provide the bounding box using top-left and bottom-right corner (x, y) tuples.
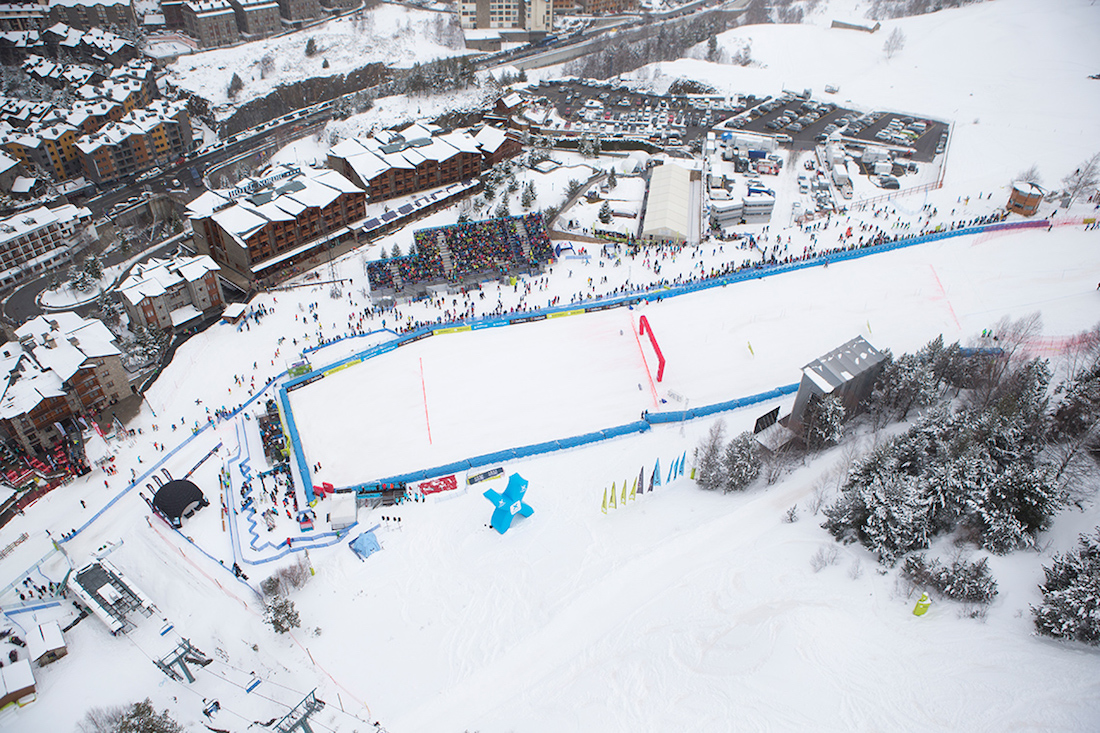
(189, 166), (365, 252)
(12, 313), (121, 384)
(498, 92), (523, 110)
(801, 336), (886, 394)
(474, 125), (508, 153)
(0, 204), (90, 247)
(50, 0), (131, 7)
(170, 304), (203, 327)
(1011, 181), (1043, 197)
(118, 254), (219, 306)
(0, 658), (34, 698)
(27, 621), (64, 662)
(75, 99), (187, 154)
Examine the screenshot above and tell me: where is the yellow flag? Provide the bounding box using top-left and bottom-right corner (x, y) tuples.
(601, 487), (608, 514)
(621, 480), (627, 505)
(629, 478), (637, 501)
(610, 481), (617, 509)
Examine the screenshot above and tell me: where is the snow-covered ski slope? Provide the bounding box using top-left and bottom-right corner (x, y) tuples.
(290, 227), (1096, 488)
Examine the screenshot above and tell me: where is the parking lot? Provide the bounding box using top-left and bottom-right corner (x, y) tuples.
(843, 112), (949, 163)
(531, 80), (760, 146)
(725, 93), (948, 163)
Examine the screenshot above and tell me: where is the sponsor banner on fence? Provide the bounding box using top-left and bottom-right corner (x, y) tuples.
(467, 467), (505, 485)
(510, 313), (547, 324)
(286, 372), (324, 392)
(418, 475), (458, 495)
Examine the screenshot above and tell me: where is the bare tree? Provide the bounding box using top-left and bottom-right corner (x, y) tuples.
(1016, 163), (1042, 185)
(1061, 152), (1100, 206)
(967, 312), (1043, 410)
(883, 27), (906, 59)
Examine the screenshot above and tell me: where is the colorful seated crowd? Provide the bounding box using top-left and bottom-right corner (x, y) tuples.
(367, 214), (553, 291)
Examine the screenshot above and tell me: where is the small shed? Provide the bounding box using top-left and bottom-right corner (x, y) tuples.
(221, 303), (246, 323)
(1007, 181), (1043, 216)
(0, 658), (35, 707)
(27, 622), (66, 666)
(789, 336), (887, 433)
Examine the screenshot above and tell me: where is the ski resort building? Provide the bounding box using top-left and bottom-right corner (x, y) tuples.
(181, 0), (238, 48)
(67, 559), (156, 635)
(788, 335), (887, 434)
(326, 123), (482, 203)
(187, 164), (367, 281)
(1006, 181), (1044, 217)
(0, 203), (95, 290)
(118, 254), (225, 332)
(75, 99), (193, 184)
(1, 314), (128, 450)
(46, 0), (138, 32)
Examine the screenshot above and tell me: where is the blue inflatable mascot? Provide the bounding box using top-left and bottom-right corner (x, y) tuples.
(483, 473), (533, 534)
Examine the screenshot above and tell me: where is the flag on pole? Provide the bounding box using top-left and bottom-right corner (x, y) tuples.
(651, 458), (661, 490)
(610, 481), (617, 509)
(601, 487), (608, 514)
(621, 480), (627, 505)
(679, 451), (686, 477)
(636, 466), (643, 499)
(629, 477), (636, 502)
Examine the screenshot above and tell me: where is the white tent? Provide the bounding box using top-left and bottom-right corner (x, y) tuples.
(641, 163), (691, 242)
(328, 493), (357, 531)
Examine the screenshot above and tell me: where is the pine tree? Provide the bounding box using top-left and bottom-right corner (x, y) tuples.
(265, 596), (301, 634)
(607, 167), (617, 189)
(857, 473), (930, 565)
(967, 465), (1063, 554)
(723, 431), (761, 492)
(694, 420), (727, 491)
(598, 201), (612, 225)
(227, 73), (244, 99)
(1033, 528), (1100, 645)
(495, 200), (510, 219)
(83, 254), (103, 281)
(803, 393), (845, 450)
(521, 181), (536, 210)
(305, 37), (318, 57)
(391, 243), (402, 258)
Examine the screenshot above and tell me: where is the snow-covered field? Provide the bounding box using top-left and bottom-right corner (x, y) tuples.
(167, 4), (469, 109)
(4, 0), (1100, 731)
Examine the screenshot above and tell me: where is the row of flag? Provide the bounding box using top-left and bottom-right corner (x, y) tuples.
(601, 452), (687, 513)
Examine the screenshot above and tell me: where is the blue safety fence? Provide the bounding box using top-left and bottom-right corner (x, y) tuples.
(642, 384), (799, 423)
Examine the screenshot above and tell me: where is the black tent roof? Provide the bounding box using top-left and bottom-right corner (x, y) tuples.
(152, 480), (205, 520)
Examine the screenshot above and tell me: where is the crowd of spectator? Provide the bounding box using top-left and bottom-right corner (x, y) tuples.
(367, 214), (554, 291)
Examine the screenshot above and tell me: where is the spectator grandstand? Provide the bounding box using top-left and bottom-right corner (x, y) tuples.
(368, 213), (553, 292)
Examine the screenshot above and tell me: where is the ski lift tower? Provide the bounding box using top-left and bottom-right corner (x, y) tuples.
(271, 689), (326, 733)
